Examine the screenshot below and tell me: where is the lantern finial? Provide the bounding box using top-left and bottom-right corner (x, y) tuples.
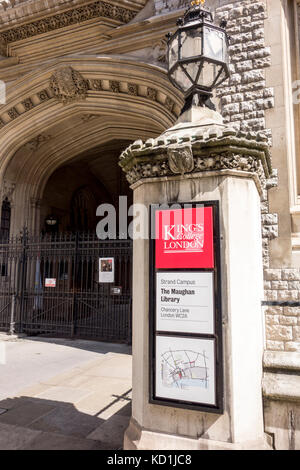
(191, 0), (205, 6)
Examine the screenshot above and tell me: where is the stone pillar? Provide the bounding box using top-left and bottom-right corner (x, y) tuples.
(120, 112), (273, 450)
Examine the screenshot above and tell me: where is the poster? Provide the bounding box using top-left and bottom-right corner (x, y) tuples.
(99, 257), (114, 283)
(155, 206), (214, 269)
(156, 272), (214, 335)
(45, 278), (56, 288)
(155, 335), (216, 406)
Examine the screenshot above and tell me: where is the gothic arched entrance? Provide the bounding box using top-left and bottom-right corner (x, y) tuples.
(0, 58), (183, 341)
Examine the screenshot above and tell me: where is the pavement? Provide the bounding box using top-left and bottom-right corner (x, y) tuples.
(0, 334), (132, 450)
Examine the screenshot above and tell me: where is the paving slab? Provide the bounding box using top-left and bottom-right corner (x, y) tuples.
(35, 386), (92, 404)
(0, 422), (41, 450)
(23, 431), (101, 450)
(29, 404), (103, 438)
(0, 400), (55, 426)
(86, 354), (132, 378)
(0, 338), (132, 449)
(87, 415), (130, 449)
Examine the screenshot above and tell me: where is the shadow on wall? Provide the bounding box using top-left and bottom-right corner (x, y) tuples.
(0, 392), (132, 450)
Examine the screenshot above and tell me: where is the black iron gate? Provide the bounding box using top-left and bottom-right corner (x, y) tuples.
(0, 231), (132, 342)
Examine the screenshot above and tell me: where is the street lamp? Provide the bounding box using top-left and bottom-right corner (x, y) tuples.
(167, 0), (230, 112)
(45, 215), (58, 227)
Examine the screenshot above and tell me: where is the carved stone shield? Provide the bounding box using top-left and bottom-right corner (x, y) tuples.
(167, 146), (194, 175)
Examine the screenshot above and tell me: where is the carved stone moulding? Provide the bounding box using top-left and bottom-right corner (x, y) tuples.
(24, 134), (51, 151)
(0, 71), (179, 130)
(0, 1), (138, 44)
(119, 126), (273, 194)
(0, 180), (16, 202)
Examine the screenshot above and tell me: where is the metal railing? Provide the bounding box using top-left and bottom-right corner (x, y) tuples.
(0, 230), (133, 343)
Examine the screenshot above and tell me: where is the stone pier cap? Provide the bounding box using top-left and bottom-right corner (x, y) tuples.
(119, 122), (273, 196)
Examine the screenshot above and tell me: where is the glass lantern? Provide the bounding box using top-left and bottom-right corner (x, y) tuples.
(167, 3), (230, 108)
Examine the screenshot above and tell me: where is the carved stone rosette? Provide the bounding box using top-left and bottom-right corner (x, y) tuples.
(119, 126), (272, 194)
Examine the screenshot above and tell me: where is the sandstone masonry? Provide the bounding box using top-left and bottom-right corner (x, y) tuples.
(264, 268), (300, 353)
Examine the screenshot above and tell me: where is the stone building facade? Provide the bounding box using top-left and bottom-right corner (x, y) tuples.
(0, 0), (299, 449)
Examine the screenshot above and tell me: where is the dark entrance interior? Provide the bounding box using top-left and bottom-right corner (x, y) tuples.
(41, 140), (133, 234)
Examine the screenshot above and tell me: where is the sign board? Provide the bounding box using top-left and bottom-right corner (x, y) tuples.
(99, 258), (114, 283)
(45, 278), (56, 288)
(155, 335), (216, 406)
(111, 286), (122, 296)
(149, 202), (223, 413)
(156, 271), (214, 335)
(155, 207), (214, 269)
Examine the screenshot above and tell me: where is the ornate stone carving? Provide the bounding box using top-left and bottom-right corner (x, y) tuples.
(147, 87), (157, 101)
(24, 134), (51, 151)
(126, 161), (169, 185)
(110, 80), (120, 93)
(165, 97), (175, 112)
(89, 79), (103, 91)
(0, 80), (180, 130)
(168, 146), (194, 175)
(22, 98), (34, 111)
(119, 127), (272, 189)
(0, 1), (137, 44)
(152, 39), (167, 63)
(80, 114), (99, 122)
(0, 38), (7, 57)
(125, 153), (265, 186)
(1, 180), (16, 202)
(127, 83), (138, 96)
(50, 66), (89, 103)
(37, 89), (51, 102)
(7, 107), (19, 120)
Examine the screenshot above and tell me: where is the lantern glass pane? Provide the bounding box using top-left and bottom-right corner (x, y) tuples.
(180, 26), (202, 60)
(171, 66), (192, 92)
(214, 68), (228, 87)
(168, 34), (179, 69)
(197, 62), (218, 88)
(203, 27), (225, 62)
(182, 61), (202, 84)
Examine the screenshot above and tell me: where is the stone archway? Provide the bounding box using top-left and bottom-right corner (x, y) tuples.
(0, 57), (184, 235)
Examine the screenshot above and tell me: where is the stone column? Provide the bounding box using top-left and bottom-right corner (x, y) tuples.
(120, 110), (274, 450)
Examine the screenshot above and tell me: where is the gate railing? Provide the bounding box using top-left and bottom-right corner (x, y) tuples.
(0, 230), (133, 343)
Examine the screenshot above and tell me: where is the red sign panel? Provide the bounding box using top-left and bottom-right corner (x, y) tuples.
(155, 207), (214, 269)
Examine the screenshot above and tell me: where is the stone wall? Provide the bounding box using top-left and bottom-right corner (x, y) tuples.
(215, 0), (274, 135)
(264, 268), (300, 353)
(154, 0), (189, 14)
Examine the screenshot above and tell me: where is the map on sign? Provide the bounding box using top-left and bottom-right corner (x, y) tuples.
(155, 336), (216, 405)
(160, 348), (209, 390)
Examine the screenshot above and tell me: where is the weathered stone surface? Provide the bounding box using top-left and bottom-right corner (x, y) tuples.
(263, 372), (300, 402)
(282, 270), (300, 281)
(266, 341), (284, 351)
(293, 327), (300, 341)
(279, 316), (297, 326)
(266, 325), (293, 342)
(285, 342), (300, 352)
(271, 281), (288, 290)
(264, 269), (281, 281)
(265, 306), (283, 315)
(284, 307), (300, 317)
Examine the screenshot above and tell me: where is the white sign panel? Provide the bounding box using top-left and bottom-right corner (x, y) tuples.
(99, 258), (114, 283)
(156, 272), (214, 335)
(155, 335), (216, 406)
(45, 278), (56, 288)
